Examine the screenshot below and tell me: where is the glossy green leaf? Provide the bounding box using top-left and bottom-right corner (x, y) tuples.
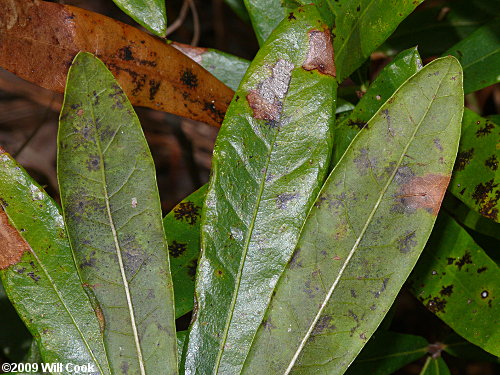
(345, 332), (428, 375)
(185, 6), (338, 374)
(57, 52), (177, 375)
(448, 109), (499, 222)
(330, 0), (423, 81)
(420, 357), (450, 375)
(443, 194), (500, 240)
(445, 20), (500, 94)
(176, 331), (187, 365)
(243, 0), (286, 45)
(163, 185), (207, 318)
(112, 0), (167, 37)
(408, 213), (500, 356)
(0, 152), (110, 374)
(383, 0), (500, 57)
(224, 0), (250, 22)
(443, 333), (499, 362)
(332, 47), (422, 166)
(242, 56), (463, 375)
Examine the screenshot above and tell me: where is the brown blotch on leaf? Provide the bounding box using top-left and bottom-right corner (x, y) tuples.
(394, 174), (450, 216)
(0, 209), (30, 270)
(302, 29), (336, 77)
(439, 285), (454, 297)
(0, 0), (39, 30)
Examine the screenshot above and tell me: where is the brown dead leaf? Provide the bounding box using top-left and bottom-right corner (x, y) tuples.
(0, 0), (234, 127)
(0, 208), (30, 270)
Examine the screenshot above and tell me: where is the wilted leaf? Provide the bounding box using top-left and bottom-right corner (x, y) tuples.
(332, 47), (422, 166)
(346, 332), (428, 375)
(58, 52), (177, 375)
(242, 56), (463, 375)
(419, 357), (450, 375)
(112, 0), (167, 37)
(0, 149), (110, 374)
(445, 20), (500, 94)
(185, 6), (338, 374)
(448, 109), (499, 222)
(408, 213), (500, 356)
(0, 0), (233, 127)
(172, 42), (250, 91)
(163, 185), (207, 318)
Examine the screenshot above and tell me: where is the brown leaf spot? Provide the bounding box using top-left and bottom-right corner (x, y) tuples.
(395, 174), (450, 215)
(455, 251), (472, 270)
(247, 59), (294, 122)
(302, 29), (336, 77)
(0, 209), (30, 269)
(475, 120), (494, 137)
(477, 266), (487, 273)
(485, 155), (498, 171)
(312, 315), (336, 335)
(173, 201), (201, 225)
(454, 148), (474, 171)
(471, 179), (499, 221)
(276, 193), (298, 209)
(397, 231), (417, 253)
(180, 68), (198, 89)
(427, 296), (447, 313)
(439, 285), (454, 297)
(168, 240), (187, 258)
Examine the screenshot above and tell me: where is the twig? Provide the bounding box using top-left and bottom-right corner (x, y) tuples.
(189, 0), (200, 46)
(165, 0), (191, 36)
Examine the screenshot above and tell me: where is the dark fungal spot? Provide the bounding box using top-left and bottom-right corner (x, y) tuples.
(471, 179), (499, 221)
(455, 251), (472, 270)
(397, 231), (417, 253)
(0, 197), (8, 207)
(357, 5), (361, 11)
(439, 285), (454, 297)
(312, 315), (336, 335)
(276, 193), (299, 209)
(477, 266), (487, 273)
(27, 271), (40, 282)
(454, 148), (474, 171)
(86, 155), (100, 171)
(149, 79), (161, 100)
(118, 46), (134, 61)
(215, 269), (224, 277)
(302, 28), (336, 77)
(427, 296), (447, 313)
(371, 278), (389, 298)
(476, 120), (494, 137)
(173, 201), (201, 225)
(350, 289), (357, 298)
(168, 241), (187, 258)
(433, 138), (443, 151)
(70, 103), (80, 110)
(187, 259), (197, 280)
(80, 251), (97, 268)
(262, 317), (276, 332)
(180, 69), (199, 89)
(346, 119), (367, 129)
(288, 12), (296, 20)
(447, 257), (455, 265)
(289, 248), (303, 269)
(485, 155), (498, 171)
(203, 101), (225, 123)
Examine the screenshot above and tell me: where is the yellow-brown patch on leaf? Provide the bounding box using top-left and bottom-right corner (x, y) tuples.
(302, 29), (336, 77)
(0, 0), (39, 30)
(397, 174), (451, 215)
(247, 90), (281, 122)
(0, 209), (30, 270)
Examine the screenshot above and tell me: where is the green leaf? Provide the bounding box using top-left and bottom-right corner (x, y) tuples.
(443, 194), (500, 240)
(408, 213), (500, 356)
(445, 20), (500, 94)
(176, 331), (187, 365)
(224, 0), (251, 22)
(185, 6), (338, 374)
(448, 109), (499, 222)
(57, 52), (177, 375)
(443, 333), (499, 362)
(243, 0), (286, 45)
(332, 47), (422, 166)
(0, 152), (110, 374)
(419, 357), (450, 375)
(383, 0), (500, 57)
(330, 0), (423, 81)
(163, 185), (207, 318)
(242, 56), (463, 374)
(345, 332), (428, 375)
(112, 0), (167, 37)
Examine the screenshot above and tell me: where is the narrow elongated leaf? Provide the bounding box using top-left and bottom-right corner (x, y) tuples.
(243, 57), (463, 374)
(243, 0), (286, 45)
(383, 0), (500, 57)
(445, 20), (500, 94)
(332, 47), (422, 166)
(408, 213), (500, 356)
(112, 0), (167, 37)
(163, 185), (207, 318)
(420, 357), (450, 375)
(0, 0), (233, 127)
(0, 150), (110, 374)
(345, 332), (428, 375)
(58, 52), (177, 375)
(448, 109), (499, 222)
(185, 6), (338, 374)
(172, 43), (250, 91)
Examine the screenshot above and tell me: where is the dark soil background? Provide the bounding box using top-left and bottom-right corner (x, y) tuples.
(0, 1), (498, 374)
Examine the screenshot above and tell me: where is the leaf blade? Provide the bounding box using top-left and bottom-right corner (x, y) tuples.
(185, 7), (338, 374)
(242, 56), (463, 374)
(58, 52), (177, 375)
(112, 0), (167, 37)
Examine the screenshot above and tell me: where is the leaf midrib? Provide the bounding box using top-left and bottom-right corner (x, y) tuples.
(83, 65), (147, 375)
(284, 61), (453, 373)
